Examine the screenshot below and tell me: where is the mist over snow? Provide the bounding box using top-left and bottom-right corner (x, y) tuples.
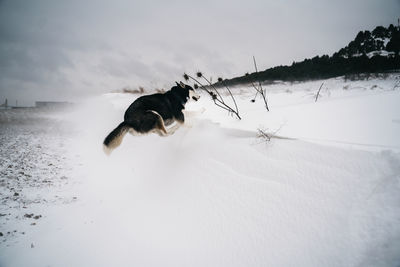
(1, 0), (399, 106)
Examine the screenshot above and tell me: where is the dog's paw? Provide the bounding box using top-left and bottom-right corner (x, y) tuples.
(182, 123), (193, 128)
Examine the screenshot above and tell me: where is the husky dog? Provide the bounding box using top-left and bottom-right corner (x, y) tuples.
(103, 82), (200, 154)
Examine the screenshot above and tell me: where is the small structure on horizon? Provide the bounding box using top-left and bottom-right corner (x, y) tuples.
(35, 101), (73, 109)
(0, 99), (10, 109)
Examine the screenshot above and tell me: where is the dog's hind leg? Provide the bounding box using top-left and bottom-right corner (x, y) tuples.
(165, 121), (183, 135)
(147, 110), (168, 137)
(155, 121), (168, 137)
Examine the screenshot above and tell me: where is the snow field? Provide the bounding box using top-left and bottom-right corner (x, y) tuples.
(1, 75), (400, 266)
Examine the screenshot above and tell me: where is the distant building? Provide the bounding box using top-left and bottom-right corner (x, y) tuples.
(35, 101), (73, 109)
(0, 99), (10, 109)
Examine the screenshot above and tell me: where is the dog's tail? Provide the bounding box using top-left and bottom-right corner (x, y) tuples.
(103, 122), (130, 155)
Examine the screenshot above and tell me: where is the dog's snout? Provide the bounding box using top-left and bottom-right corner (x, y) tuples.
(189, 90), (200, 101)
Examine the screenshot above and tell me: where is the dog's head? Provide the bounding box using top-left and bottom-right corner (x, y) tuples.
(172, 81), (200, 103)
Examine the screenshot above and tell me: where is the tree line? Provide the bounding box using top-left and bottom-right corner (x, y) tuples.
(217, 24), (400, 87)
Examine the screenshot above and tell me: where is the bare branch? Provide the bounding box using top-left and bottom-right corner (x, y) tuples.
(257, 128), (271, 141)
(315, 83), (324, 102)
(220, 80), (239, 117)
(252, 56), (270, 111)
(183, 72), (241, 120)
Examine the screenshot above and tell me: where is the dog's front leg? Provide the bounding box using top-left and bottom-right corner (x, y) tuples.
(181, 108), (204, 128)
(183, 108), (205, 119)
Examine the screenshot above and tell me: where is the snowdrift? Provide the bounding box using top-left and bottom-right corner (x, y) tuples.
(1, 76), (400, 266)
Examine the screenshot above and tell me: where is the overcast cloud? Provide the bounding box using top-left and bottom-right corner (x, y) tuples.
(0, 0), (399, 106)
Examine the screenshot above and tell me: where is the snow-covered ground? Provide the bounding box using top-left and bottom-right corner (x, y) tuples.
(1, 75), (400, 266)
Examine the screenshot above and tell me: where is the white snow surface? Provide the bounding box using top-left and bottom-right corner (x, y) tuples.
(1, 75), (400, 266)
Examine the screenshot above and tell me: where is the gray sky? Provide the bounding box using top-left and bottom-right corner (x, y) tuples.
(1, 0), (399, 106)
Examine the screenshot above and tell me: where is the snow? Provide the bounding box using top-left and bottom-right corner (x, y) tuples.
(1, 75), (400, 266)
(366, 50), (396, 58)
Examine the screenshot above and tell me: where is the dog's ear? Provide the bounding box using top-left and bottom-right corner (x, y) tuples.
(175, 81), (185, 88)
(179, 81), (186, 88)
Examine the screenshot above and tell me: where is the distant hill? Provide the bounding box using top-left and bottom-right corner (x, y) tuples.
(335, 24), (399, 58)
(217, 24), (400, 87)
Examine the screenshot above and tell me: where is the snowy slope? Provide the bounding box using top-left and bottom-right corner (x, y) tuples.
(1, 75), (400, 266)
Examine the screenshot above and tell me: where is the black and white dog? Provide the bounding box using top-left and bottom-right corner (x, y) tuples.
(103, 82), (200, 154)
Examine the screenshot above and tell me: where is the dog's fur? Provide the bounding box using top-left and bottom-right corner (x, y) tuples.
(103, 82), (199, 154)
